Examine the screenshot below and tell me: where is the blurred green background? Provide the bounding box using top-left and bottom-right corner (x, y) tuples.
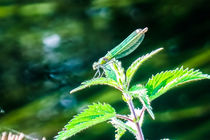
(0, 0), (209, 139)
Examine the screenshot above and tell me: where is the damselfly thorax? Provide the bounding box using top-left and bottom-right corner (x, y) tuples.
(93, 27), (148, 77)
(92, 54), (112, 77)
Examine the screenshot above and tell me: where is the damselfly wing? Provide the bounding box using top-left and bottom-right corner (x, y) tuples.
(93, 27), (148, 77)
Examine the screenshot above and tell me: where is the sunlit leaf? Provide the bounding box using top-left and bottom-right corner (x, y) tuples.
(106, 59), (125, 89)
(55, 103), (116, 140)
(129, 84), (154, 119)
(104, 63), (117, 81)
(112, 120), (126, 140)
(145, 67), (210, 101)
(70, 77), (120, 94)
(115, 127), (126, 140)
(126, 48), (163, 86)
(139, 94), (154, 119)
(110, 118), (136, 136)
(129, 84), (147, 95)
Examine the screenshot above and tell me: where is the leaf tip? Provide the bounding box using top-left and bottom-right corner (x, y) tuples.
(150, 113), (155, 120)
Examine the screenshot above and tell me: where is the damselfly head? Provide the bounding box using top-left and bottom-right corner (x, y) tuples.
(92, 62), (98, 70)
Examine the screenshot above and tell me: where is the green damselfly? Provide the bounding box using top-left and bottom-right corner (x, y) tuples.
(93, 27), (148, 77)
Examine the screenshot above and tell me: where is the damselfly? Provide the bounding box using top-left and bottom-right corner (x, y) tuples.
(93, 27), (148, 77)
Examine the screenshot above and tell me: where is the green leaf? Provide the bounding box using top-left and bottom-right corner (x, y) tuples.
(110, 118), (136, 136)
(126, 48), (163, 86)
(145, 67), (210, 101)
(115, 127), (126, 140)
(139, 93), (154, 119)
(129, 84), (147, 95)
(105, 59), (125, 89)
(70, 77), (120, 94)
(55, 103), (116, 140)
(112, 120), (126, 140)
(129, 84), (154, 119)
(104, 63), (117, 81)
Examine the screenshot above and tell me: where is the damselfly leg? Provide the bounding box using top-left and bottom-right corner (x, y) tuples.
(93, 66), (106, 78)
(93, 69), (100, 78)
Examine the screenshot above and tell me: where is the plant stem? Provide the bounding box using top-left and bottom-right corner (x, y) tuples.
(123, 93), (144, 140)
(139, 107), (146, 119)
(116, 114), (133, 122)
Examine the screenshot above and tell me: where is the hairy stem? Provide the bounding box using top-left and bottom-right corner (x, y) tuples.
(139, 107), (146, 119)
(123, 92), (144, 140)
(116, 114), (133, 122)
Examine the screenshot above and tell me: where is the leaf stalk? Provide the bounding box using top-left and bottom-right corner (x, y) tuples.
(116, 114), (133, 122)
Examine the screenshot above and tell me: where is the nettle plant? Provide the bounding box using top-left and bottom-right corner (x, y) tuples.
(55, 28), (209, 140)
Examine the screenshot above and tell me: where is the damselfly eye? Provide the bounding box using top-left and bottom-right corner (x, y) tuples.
(93, 62), (97, 70)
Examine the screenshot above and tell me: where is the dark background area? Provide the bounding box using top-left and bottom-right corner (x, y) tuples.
(0, 0), (209, 139)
